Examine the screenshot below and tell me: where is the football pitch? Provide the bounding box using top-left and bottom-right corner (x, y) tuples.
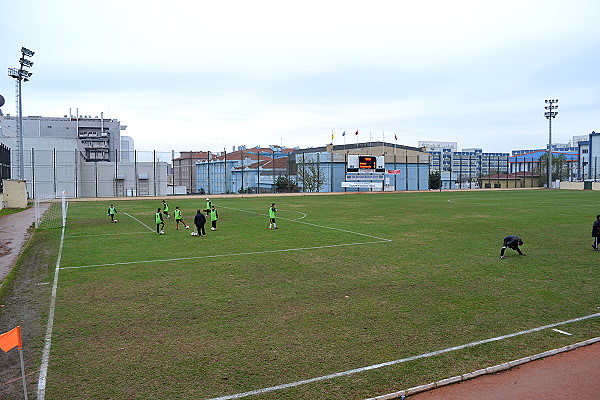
(40, 190), (598, 399)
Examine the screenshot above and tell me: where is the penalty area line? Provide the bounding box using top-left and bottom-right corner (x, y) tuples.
(60, 240), (390, 270)
(204, 312), (600, 400)
(66, 231), (151, 238)
(124, 212), (156, 233)
(217, 204), (391, 242)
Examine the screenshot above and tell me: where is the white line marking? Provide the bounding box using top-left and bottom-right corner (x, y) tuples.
(36, 224), (66, 400)
(204, 312), (600, 400)
(60, 241), (387, 270)
(217, 205), (391, 242)
(66, 231), (150, 238)
(124, 212), (155, 232)
(281, 210), (307, 220)
(552, 328), (572, 336)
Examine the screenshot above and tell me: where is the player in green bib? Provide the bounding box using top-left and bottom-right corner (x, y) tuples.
(174, 206), (190, 230)
(204, 198), (211, 216)
(269, 203), (278, 229)
(162, 200), (171, 218)
(155, 208), (165, 234)
(107, 204), (118, 223)
(210, 205), (219, 231)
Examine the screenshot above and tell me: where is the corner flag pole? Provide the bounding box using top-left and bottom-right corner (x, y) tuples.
(0, 326), (28, 399)
(20, 344), (28, 400)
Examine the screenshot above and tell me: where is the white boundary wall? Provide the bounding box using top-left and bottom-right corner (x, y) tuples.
(559, 181), (585, 190)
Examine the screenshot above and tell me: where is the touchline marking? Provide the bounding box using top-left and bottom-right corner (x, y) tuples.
(60, 241), (387, 270)
(36, 224), (66, 400)
(124, 211), (156, 233)
(204, 312), (600, 400)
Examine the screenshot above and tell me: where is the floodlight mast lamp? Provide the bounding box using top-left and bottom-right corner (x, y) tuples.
(544, 99), (558, 188)
(8, 47), (35, 180)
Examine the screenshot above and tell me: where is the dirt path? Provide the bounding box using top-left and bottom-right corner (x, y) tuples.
(0, 207), (40, 281)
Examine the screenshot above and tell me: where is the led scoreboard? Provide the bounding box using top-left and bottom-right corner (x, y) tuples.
(359, 156), (377, 170)
(343, 155), (385, 188)
(346, 155), (385, 173)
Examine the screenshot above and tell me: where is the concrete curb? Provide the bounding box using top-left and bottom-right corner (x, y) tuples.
(365, 337), (600, 400)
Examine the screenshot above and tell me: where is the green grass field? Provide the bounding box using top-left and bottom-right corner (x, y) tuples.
(40, 190), (599, 399)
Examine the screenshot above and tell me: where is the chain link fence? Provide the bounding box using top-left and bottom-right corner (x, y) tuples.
(5, 148), (593, 199)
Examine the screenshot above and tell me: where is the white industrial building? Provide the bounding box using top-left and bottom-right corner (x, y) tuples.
(0, 113), (168, 198)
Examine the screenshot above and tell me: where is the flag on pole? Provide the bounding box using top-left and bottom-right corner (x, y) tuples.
(331, 130), (334, 141)
(394, 134), (397, 141)
(355, 130), (359, 136)
(342, 131), (345, 136)
(0, 326), (22, 352)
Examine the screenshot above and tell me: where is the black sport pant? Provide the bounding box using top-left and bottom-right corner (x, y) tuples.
(501, 245), (523, 256)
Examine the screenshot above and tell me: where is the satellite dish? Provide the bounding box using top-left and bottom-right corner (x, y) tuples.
(0, 95), (5, 108)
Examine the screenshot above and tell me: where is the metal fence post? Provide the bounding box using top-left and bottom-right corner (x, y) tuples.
(31, 149), (35, 199)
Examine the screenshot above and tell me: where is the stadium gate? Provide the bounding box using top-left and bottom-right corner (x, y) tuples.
(0, 143), (10, 193)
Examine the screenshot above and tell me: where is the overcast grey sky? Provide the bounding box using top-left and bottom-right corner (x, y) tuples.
(1, 0), (598, 153)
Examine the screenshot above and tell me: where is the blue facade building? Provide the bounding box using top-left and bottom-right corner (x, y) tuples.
(293, 142), (429, 192)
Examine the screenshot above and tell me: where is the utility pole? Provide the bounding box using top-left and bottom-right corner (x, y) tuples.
(544, 99), (558, 188)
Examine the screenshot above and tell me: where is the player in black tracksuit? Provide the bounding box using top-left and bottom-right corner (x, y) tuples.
(194, 209), (207, 237)
(592, 215), (600, 251)
(500, 235), (525, 258)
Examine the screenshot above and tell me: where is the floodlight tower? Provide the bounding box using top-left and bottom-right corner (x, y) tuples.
(544, 99), (558, 188)
(8, 47), (35, 180)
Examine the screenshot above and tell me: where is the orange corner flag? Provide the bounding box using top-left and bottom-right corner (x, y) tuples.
(0, 326), (23, 352)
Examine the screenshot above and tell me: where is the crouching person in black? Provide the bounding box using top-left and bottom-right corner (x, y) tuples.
(500, 235), (525, 259)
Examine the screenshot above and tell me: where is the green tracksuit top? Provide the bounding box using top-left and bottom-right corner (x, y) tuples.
(155, 212), (162, 224)
(210, 209), (218, 221)
(109, 206), (116, 215)
(205, 201), (211, 210)
(163, 203), (169, 212)
(175, 209), (182, 219)
(269, 207), (276, 219)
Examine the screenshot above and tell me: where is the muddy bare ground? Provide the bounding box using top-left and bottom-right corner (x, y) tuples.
(0, 209), (54, 399)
